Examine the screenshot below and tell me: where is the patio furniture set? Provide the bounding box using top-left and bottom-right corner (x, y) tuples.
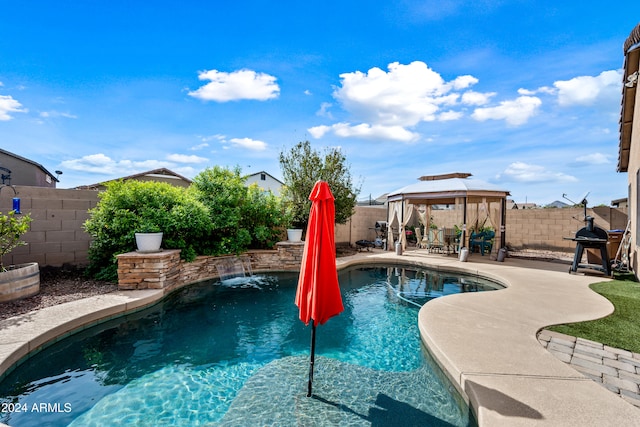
(414, 227), (494, 256)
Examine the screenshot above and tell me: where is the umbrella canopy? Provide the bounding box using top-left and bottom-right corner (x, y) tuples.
(295, 180), (344, 326)
(295, 180), (344, 397)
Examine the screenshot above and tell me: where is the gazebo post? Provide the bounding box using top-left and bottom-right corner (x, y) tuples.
(501, 197), (507, 249)
(462, 196), (468, 249)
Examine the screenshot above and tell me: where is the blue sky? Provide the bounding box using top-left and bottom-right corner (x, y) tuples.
(0, 1), (637, 206)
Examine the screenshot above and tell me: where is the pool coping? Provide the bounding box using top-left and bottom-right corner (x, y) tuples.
(1, 250), (639, 426)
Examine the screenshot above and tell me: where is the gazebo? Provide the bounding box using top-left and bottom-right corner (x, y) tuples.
(386, 173), (511, 256)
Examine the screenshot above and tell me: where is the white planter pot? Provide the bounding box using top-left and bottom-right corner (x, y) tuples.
(0, 262), (40, 302)
(135, 232), (163, 252)
(287, 229), (303, 242)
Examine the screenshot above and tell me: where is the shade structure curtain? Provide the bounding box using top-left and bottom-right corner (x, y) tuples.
(401, 202), (415, 250)
(387, 200), (403, 250)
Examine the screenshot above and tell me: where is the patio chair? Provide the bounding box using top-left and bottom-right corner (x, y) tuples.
(470, 230), (495, 255)
(428, 228), (444, 253)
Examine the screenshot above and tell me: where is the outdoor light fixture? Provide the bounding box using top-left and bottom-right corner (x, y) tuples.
(625, 71), (638, 88)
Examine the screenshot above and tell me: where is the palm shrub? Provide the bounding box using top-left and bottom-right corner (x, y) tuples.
(84, 180), (211, 281)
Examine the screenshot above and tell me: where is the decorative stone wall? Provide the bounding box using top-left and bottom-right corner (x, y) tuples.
(116, 242), (305, 291)
(116, 249), (181, 290)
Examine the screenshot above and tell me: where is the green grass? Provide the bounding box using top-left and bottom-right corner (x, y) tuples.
(548, 273), (640, 353)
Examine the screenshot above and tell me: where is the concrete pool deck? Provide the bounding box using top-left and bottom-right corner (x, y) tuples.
(345, 250), (640, 426)
(1, 250), (639, 426)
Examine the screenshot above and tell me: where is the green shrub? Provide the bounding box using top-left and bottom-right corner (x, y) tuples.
(241, 184), (288, 249)
(191, 166), (250, 255)
(192, 166), (289, 253)
(0, 210), (32, 271)
(84, 180), (211, 280)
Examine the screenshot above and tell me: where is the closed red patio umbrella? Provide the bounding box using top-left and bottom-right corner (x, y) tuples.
(295, 180), (344, 397)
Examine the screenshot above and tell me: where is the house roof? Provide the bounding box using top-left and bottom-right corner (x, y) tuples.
(0, 148), (59, 182)
(244, 170), (284, 185)
(618, 23), (640, 172)
(75, 168), (192, 190)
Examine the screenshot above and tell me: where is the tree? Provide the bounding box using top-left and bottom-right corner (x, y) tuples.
(279, 141), (360, 230)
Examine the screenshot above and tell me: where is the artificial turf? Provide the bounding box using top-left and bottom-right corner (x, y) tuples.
(548, 274), (640, 354)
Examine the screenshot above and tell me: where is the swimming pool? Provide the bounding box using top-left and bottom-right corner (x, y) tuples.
(0, 265), (501, 426)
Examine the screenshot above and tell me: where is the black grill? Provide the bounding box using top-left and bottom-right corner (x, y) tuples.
(568, 216), (610, 276)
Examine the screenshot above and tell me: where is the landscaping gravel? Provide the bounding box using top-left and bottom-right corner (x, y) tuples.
(0, 267), (117, 322)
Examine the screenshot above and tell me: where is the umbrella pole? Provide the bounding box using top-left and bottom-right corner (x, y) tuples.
(307, 321), (316, 397)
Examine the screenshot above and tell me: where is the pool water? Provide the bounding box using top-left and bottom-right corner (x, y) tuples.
(0, 265), (500, 426)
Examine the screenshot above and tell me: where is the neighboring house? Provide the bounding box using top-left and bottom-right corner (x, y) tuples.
(617, 23), (640, 276)
(506, 199), (538, 210)
(244, 171), (284, 196)
(75, 168), (192, 191)
(545, 200), (570, 209)
(611, 198), (628, 208)
(0, 148), (58, 187)
(357, 193), (388, 206)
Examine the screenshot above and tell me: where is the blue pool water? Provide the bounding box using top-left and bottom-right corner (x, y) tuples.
(0, 265), (501, 426)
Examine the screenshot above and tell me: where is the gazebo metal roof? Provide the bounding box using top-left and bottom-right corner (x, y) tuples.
(387, 173), (510, 204)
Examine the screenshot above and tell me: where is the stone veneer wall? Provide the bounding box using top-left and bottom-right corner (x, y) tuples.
(116, 241), (305, 291)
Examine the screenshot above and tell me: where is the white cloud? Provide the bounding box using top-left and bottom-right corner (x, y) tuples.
(228, 137), (267, 151)
(190, 142), (209, 150)
(574, 152), (610, 165)
(461, 90), (495, 106)
(437, 110), (463, 121)
(308, 125), (331, 139)
(60, 153), (170, 174)
(0, 95), (28, 121)
(188, 69), (280, 102)
(200, 134), (226, 142)
(308, 122), (420, 142)
(166, 153), (209, 163)
(518, 86), (555, 96)
(0, 81), (4, 87)
(316, 102), (333, 118)
(496, 162), (578, 183)
(553, 70), (622, 107)
(304, 89), (312, 96)
(333, 61), (479, 127)
(472, 95), (541, 126)
(40, 110), (77, 119)
(449, 75), (478, 90)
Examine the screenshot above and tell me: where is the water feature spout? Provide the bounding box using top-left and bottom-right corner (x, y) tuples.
(215, 256), (253, 281)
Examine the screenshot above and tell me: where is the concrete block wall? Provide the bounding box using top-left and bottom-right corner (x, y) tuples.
(0, 185), (628, 268)
(341, 205), (628, 254)
(503, 207), (627, 252)
(335, 205), (387, 244)
(1, 186), (98, 267)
